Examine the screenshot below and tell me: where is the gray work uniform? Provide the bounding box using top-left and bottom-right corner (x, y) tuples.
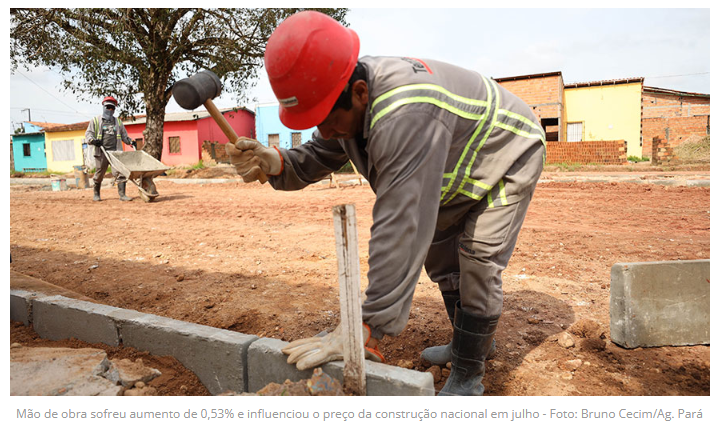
(85, 116), (132, 185)
(269, 56), (545, 339)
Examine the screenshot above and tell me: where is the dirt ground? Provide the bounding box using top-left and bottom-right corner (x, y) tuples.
(9, 168), (710, 396)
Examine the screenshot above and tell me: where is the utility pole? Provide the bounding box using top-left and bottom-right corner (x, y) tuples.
(21, 108), (31, 122)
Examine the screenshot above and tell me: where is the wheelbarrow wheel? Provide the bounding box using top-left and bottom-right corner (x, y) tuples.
(139, 190), (156, 202)
(139, 177), (159, 203)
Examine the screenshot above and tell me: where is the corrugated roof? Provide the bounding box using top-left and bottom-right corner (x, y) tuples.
(643, 86), (710, 99)
(122, 106), (254, 125)
(12, 130), (44, 137)
(27, 121), (65, 129)
(494, 71), (563, 82)
(44, 121), (90, 132)
(564, 77), (644, 88)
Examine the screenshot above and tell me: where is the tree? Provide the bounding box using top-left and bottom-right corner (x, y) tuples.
(10, 8), (348, 159)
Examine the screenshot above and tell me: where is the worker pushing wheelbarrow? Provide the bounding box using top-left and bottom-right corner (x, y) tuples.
(85, 96), (169, 202)
(100, 145), (169, 202)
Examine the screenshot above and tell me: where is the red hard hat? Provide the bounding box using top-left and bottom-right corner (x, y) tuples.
(102, 96), (118, 106)
(265, 11), (360, 130)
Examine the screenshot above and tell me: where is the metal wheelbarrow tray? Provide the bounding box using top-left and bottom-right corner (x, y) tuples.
(101, 147), (170, 202)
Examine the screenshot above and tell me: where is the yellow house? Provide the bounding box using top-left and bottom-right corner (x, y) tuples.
(44, 121), (91, 172)
(564, 78), (644, 157)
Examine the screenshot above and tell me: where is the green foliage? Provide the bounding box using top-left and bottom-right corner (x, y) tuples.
(549, 162), (583, 172)
(12, 169), (69, 177)
(627, 155), (650, 162)
(190, 160), (205, 170)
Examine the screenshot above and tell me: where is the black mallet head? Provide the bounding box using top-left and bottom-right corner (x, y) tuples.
(172, 70), (223, 110)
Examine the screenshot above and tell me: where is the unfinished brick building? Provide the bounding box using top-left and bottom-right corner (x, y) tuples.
(495, 71), (564, 143)
(641, 87), (710, 158)
(495, 71), (710, 164)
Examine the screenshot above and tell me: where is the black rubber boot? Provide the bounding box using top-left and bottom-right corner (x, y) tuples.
(93, 182), (102, 201)
(118, 182), (133, 201)
(421, 293), (495, 366)
(420, 290), (459, 365)
(438, 303), (499, 396)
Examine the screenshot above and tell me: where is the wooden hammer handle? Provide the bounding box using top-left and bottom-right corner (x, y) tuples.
(204, 99), (268, 184)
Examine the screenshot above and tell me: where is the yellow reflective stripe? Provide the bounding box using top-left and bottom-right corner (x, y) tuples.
(371, 96), (485, 130)
(486, 190), (494, 208)
(459, 188), (484, 201)
(441, 115), (488, 202)
(448, 177), (492, 201)
(371, 83), (489, 114)
(498, 179), (508, 206)
(465, 177), (492, 191)
(443, 76), (500, 204)
(94, 117), (122, 139)
(494, 121), (546, 145)
(497, 109), (543, 134)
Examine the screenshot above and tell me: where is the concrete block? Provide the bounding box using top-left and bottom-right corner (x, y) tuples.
(363, 361), (435, 396)
(10, 289), (44, 326)
(32, 296), (121, 346)
(247, 338), (434, 396)
(610, 260), (710, 348)
(117, 313), (257, 395)
(687, 179), (711, 187)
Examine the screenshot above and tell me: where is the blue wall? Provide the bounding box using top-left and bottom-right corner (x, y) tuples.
(255, 104), (316, 149)
(22, 122), (45, 133)
(12, 132), (47, 172)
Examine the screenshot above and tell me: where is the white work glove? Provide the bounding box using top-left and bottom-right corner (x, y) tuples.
(226, 137), (282, 182)
(282, 323), (385, 371)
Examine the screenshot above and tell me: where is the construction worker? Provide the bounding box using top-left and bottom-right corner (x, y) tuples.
(228, 11), (545, 396)
(85, 96), (136, 201)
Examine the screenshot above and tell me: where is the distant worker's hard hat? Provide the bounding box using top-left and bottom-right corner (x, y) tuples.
(264, 11), (360, 130)
(102, 96), (118, 107)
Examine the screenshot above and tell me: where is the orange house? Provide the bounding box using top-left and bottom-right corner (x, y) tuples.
(122, 107), (255, 166)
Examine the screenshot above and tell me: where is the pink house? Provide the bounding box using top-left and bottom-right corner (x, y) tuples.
(122, 107), (255, 166)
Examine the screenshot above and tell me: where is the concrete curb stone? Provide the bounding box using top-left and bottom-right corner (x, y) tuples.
(248, 337), (435, 396)
(32, 295), (122, 346)
(12, 275), (437, 396)
(117, 313), (257, 395)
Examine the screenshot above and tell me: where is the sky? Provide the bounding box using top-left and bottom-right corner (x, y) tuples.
(7, 7), (712, 131)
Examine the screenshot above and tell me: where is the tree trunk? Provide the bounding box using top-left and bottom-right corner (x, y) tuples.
(142, 71), (170, 161)
(143, 98), (165, 161)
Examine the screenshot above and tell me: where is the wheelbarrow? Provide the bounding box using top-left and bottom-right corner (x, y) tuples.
(100, 146), (169, 202)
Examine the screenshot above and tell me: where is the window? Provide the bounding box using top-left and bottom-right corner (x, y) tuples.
(23, 143), (31, 157)
(291, 132), (302, 148)
(541, 117), (560, 142)
(567, 122), (583, 142)
(169, 136), (181, 154)
(52, 140), (75, 161)
(268, 134), (280, 148)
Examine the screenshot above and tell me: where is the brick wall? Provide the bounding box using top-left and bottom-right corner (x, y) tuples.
(546, 140), (627, 165)
(643, 93), (709, 118)
(642, 90), (709, 157)
(643, 116), (710, 157)
(651, 137), (674, 165)
(497, 74), (564, 119)
(201, 141), (230, 164)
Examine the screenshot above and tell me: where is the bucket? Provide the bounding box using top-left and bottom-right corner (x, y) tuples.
(51, 178), (68, 192)
(73, 165), (89, 189)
